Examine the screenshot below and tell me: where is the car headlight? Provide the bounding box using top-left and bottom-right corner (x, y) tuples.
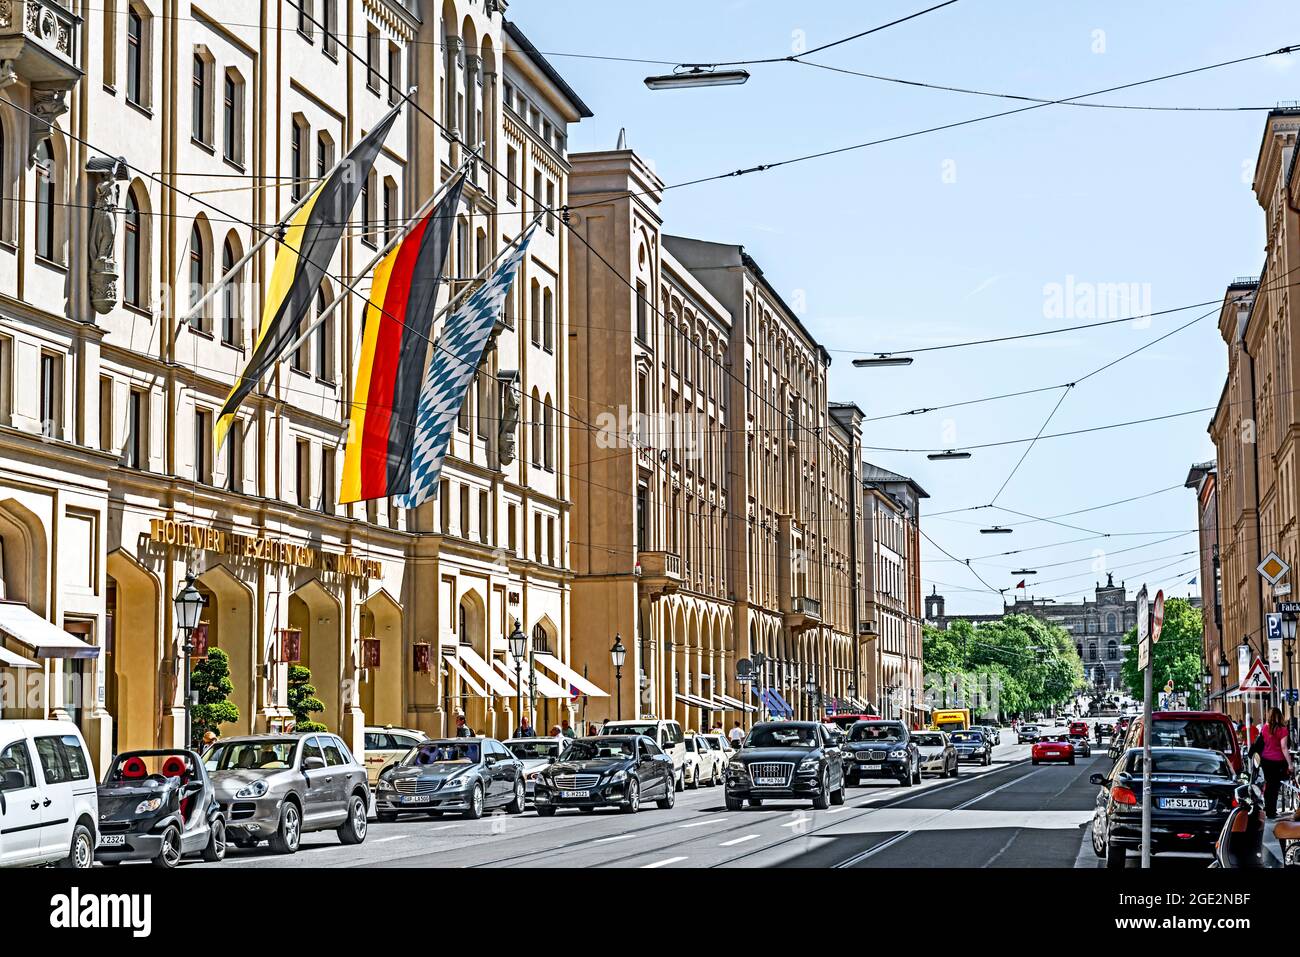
(235, 780), (269, 799)
(797, 757), (820, 773)
(377, 779), (395, 791)
(888, 750), (908, 761)
(135, 798), (163, 814)
(605, 769), (627, 783)
(727, 759), (747, 773)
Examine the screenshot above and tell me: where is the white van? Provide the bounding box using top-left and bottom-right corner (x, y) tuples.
(0, 720), (98, 868)
(600, 719), (687, 791)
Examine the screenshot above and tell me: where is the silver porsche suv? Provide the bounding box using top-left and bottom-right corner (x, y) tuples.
(203, 733), (369, 854)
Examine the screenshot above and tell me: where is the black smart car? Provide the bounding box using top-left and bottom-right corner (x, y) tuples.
(842, 720), (920, 787)
(532, 735), (675, 815)
(96, 750), (225, 868)
(725, 721), (846, 810)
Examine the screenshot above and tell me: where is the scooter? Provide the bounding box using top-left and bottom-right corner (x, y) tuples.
(1211, 752), (1267, 868)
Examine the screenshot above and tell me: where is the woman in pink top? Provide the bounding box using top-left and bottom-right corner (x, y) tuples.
(1258, 707), (1294, 819)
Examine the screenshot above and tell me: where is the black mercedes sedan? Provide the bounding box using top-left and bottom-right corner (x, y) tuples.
(842, 720), (920, 787)
(532, 735), (675, 815)
(1089, 747), (1237, 868)
(949, 729), (993, 765)
(375, 738), (524, 821)
(725, 721), (845, 810)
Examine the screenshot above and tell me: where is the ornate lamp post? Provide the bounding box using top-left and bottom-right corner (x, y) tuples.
(804, 673), (817, 720)
(1282, 615), (1298, 722)
(173, 573), (204, 748)
(610, 634), (627, 720)
(508, 620), (527, 735)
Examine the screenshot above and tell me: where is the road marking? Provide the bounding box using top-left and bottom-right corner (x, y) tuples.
(370, 835), (409, 844)
(719, 834), (760, 847)
(642, 856), (688, 868)
(431, 823), (458, 831)
(678, 820), (714, 828)
(595, 834), (635, 843)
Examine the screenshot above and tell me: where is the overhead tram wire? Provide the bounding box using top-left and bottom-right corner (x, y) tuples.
(987, 385), (1072, 505)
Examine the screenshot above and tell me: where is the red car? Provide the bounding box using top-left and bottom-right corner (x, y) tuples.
(1069, 721), (1089, 738)
(1032, 734), (1076, 765)
(1120, 711), (1242, 775)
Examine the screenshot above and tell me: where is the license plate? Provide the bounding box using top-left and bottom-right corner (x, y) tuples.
(98, 834), (125, 847)
(560, 790), (591, 798)
(1158, 797), (1211, 810)
(400, 794), (431, 804)
(755, 778), (784, 786)
(858, 764), (882, 771)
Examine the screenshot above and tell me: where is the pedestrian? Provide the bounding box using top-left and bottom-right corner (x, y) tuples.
(728, 720), (745, 748)
(560, 719), (576, 738)
(586, 723), (599, 736)
(549, 724), (563, 736)
(454, 710), (474, 738)
(515, 715), (537, 738)
(1258, 707), (1294, 819)
(200, 730), (217, 752)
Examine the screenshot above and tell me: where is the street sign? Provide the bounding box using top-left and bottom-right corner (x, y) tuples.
(1268, 612), (1284, 642)
(1238, 644), (1251, 681)
(1151, 590), (1165, 643)
(1269, 637), (1284, 673)
(1138, 635), (1150, 670)
(1136, 586), (1149, 644)
(1258, 551), (1290, 585)
(1275, 583), (1293, 597)
(1279, 601), (1300, 614)
(1238, 657), (1273, 693)
(1286, 689), (1300, 704)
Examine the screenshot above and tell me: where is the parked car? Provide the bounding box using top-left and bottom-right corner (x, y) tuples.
(504, 735), (570, 804)
(912, 730), (959, 778)
(376, 738), (523, 821)
(724, 721), (846, 810)
(950, 729), (993, 765)
(1090, 747), (1237, 868)
(1031, 734), (1076, 766)
(205, 733), (369, 853)
(0, 719), (98, 868)
(701, 733), (735, 769)
(976, 724), (1001, 746)
(96, 750), (224, 868)
(1109, 711), (1242, 775)
(1017, 724), (1041, 744)
(684, 734), (724, 787)
(601, 719), (686, 791)
(842, 720), (920, 787)
(533, 735), (675, 815)
(363, 726), (429, 786)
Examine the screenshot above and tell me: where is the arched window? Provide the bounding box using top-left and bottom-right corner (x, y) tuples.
(530, 280), (541, 346)
(221, 235), (241, 345)
(1107, 639), (1118, 661)
(1106, 612), (1117, 633)
(1088, 642), (1097, 661)
(530, 390), (541, 466)
(34, 139), (56, 261)
(189, 223), (207, 322)
(124, 187), (144, 307)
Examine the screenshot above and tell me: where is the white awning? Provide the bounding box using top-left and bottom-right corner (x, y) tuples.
(0, 645), (38, 669)
(456, 645), (516, 698)
(0, 602), (100, 659)
(675, 692), (718, 710)
(441, 652), (487, 697)
(534, 652), (608, 698)
(714, 692), (757, 714)
(490, 658), (570, 700)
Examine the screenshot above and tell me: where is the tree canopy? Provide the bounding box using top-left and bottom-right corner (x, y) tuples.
(1119, 597), (1206, 707)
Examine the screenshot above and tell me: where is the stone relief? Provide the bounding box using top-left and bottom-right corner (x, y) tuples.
(497, 370), (520, 467)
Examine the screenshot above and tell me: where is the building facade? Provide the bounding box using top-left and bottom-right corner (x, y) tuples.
(1185, 461), (1224, 702)
(0, 0), (596, 770)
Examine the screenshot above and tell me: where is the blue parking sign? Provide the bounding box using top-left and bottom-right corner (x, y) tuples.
(1267, 613), (1283, 642)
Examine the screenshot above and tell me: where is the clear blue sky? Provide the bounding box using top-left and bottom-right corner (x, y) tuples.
(515, 0), (1299, 614)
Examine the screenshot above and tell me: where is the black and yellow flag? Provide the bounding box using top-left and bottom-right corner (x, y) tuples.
(214, 106), (400, 449)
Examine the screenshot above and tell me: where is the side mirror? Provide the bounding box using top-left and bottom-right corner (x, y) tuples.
(184, 780), (204, 796)
(547, 755), (556, 764)
(0, 770), (25, 792)
(303, 756), (326, 771)
(1089, 773), (1107, 787)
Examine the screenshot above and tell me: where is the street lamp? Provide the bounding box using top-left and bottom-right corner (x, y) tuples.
(508, 620), (527, 735)
(804, 673), (817, 719)
(927, 450), (971, 461)
(610, 634), (626, 720)
(1283, 616), (1298, 721)
(852, 354), (914, 368)
(173, 573), (204, 748)
(643, 66), (751, 90)
(1217, 649), (1231, 685)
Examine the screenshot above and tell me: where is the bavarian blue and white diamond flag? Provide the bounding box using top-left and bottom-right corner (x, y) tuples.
(396, 226), (538, 508)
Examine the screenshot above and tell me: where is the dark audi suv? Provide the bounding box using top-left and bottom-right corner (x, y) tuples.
(532, 735), (675, 815)
(725, 721), (846, 810)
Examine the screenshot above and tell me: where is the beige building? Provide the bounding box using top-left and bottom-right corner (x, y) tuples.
(0, 0), (595, 770)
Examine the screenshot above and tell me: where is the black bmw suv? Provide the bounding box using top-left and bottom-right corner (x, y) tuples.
(842, 720), (921, 787)
(725, 721), (846, 810)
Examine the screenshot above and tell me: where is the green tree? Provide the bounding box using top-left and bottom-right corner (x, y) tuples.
(190, 647), (239, 747)
(287, 664), (327, 733)
(1120, 597), (1205, 707)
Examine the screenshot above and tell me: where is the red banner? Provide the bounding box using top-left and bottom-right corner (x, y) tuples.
(278, 628), (301, 663)
(412, 643), (432, 674)
(361, 638), (382, 668)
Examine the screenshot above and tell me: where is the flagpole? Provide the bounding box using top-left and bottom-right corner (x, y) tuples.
(184, 89), (418, 327)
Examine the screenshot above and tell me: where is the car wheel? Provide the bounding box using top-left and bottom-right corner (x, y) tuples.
(1032, 759), (1039, 766)
(846, 772), (859, 787)
(899, 769), (912, 788)
(153, 825), (182, 869)
(675, 769), (685, 793)
(463, 783), (485, 820)
(831, 778), (845, 806)
(1091, 814), (1107, 858)
(813, 772), (831, 810)
(537, 805), (557, 817)
(1069, 757), (1076, 766)
(337, 794), (368, 845)
(269, 802), (302, 855)
(622, 778), (641, 814)
(725, 793), (743, 811)
(712, 765), (721, 787)
(507, 778), (526, 814)
(202, 817), (227, 863)
(687, 765), (698, 790)
(377, 811), (398, 824)
(913, 760), (922, 784)
(1105, 840), (1127, 869)
(951, 761), (960, 778)
(657, 775), (675, 810)
(58, 823), (94, 869)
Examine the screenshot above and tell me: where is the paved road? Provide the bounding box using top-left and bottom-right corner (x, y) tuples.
(188, 728), (1129, 869)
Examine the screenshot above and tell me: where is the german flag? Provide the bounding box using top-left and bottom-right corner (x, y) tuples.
(213, 106), (400, 450)
(340, 174), (466, 503)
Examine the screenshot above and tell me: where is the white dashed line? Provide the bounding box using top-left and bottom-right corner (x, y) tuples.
(642, 856), (688, 868)
(595, 834), (634, 843)
(719, 834), (760, 847)
(678, 820), (714, 828)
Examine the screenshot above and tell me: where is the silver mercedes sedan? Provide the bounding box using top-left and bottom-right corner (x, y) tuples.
(203, 733), (369, 855)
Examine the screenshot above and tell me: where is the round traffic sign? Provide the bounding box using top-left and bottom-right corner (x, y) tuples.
(1152, 590), (1165, 643)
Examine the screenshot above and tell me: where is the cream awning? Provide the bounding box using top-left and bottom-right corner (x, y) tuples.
(441, 652), (487, 697)
(675, 692), (718, 710)
(0, 645), (38, 669)
(533, 652), (608, 698)
(714, 692), (758, 714)
(0, 602), (100, 659)
(456, 645), (516, 698)
(490, 658), (570, 700)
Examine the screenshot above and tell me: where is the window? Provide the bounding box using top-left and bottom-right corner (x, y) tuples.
(103, 0), (117, 90)
(39, 351), (61, 438)
(459, 486), (470, 537)
(533, 169), (542, 218)
(439, 480), (450, 532)
(297, 0), (314, 39)
(126, 388), (146, 468)
(223, 71), (244, 164)
(543, 399), (554, 471)
(99, 376), (113, 452)
(33, 736), (73, 785)
(635, 282), (648, 344)
(361, 172), (376, 248)
(221, 237), (240, 345)
(296, 439), (312, 508)
(457, 380), (470, 433)
(314, 289), (332, 381)
(322, 0), (338, 57)
(322, 738), (346, 766)
(546, 179), (555, 233)
(126, 7), (145, 105)
(291, 116), (308, 203)
(478, 491), (488, 544)
(194, 408), (212, 484)
(530, 281), (541, 346)
(320, 449), (335, 514)
(543, 289), (554, 353)
(34, 139), (56, 261)
(508, 505), (517, 551)
(124, 187), (144, 307)
(1107, 639), (1118, 661)
(475, 374), (489, 440)
(188, 223), (207, 325)
(366, 26), (381, 93)
(456, 217), (468, 276)
(387, 43), (401, 106)
(506, 147), (518, 204)
(226, 420), (242, 492)
(383, 178), (397, 247)
(192, 53), (208, 143)
(0, 741), (35, 791)
(316, 132), (333, 181)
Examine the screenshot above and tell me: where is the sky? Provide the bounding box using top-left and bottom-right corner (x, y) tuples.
(514, 0), (1299, 614)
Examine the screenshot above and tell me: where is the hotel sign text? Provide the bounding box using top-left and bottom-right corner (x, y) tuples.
(150, 519), (382, 580)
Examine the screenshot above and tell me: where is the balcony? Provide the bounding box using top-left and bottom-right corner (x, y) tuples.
(1, 1), (81, 148)
(636, 550), (681, 596)
(784, 595), (822, 632)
